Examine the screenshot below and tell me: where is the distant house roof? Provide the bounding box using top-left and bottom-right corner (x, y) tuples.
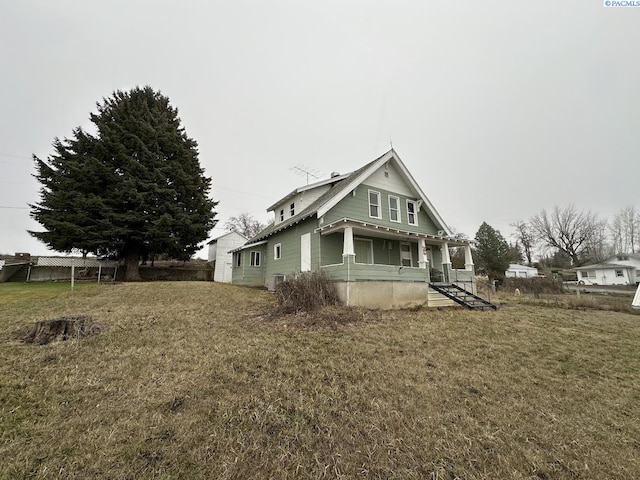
(245, 149), (451, 244)
(574, 262), (635, 270)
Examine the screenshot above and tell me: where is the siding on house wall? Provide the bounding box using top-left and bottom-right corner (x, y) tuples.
(232, 244), (267, 286)
(364, 163), (413, 197)
(322, 184), (439, 234)
(265, 217), (320, 279)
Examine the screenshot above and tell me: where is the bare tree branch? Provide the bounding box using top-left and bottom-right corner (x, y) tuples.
(529, 205), (606, 266)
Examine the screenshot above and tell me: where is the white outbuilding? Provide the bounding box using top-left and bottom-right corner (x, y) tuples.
(505, 264), (539, 278)
(207, 231), (248, 283)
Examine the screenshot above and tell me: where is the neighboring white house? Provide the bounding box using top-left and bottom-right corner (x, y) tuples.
(207, 231), (248, 283)
(574, 253), (640, 286)
(505, 264), (539, 278)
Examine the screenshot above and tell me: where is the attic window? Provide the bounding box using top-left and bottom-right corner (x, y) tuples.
(279, 209), (284, 222)
(290, 203), (295, 216)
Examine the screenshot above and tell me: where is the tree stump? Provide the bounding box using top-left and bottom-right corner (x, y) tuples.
(24, 315), (95, 345)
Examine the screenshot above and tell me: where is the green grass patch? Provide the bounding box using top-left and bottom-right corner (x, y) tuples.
(0, 281), (95, 305)
(1, 282), (639, 479)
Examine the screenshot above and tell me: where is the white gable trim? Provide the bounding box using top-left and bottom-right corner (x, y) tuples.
(316, 150), (451, 235)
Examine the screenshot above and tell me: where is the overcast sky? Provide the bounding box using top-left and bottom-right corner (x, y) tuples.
(1, 1), (639, 259)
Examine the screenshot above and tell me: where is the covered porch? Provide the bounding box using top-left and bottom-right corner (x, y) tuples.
(315, 219), (475, 307)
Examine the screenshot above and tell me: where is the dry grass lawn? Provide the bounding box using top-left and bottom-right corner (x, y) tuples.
(1, 281), (639, 479)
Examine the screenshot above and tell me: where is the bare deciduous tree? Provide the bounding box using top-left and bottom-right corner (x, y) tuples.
(510, 221), (536, 266)
(610, 206), (639, 253)
(224, 213), (269, 239)
(529, 205), (606, 266)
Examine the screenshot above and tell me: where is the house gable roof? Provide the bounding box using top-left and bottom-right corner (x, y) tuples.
(315, 149), (451, 235)
(245, 149), (451, 244)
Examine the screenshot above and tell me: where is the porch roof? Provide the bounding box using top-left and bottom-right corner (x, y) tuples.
(315, 218), (471, 246)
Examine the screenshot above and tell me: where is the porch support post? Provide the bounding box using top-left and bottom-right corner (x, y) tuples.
(342, 226), (355, 257)
(464, 244), (474, 271)
(440, 242), (451, 283)
(419, 239), (428, 269)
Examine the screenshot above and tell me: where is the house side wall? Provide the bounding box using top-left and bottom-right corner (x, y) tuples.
(231, 245), (267, 287)
(321, 184), (439, 234)
(265, 217), (320, 280)
(578, 267), (633, 285)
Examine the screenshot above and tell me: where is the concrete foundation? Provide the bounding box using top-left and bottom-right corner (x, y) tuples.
(333, 280), (456, 309)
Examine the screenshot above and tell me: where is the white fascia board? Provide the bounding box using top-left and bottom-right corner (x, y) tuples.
(316, 150), (396, 218)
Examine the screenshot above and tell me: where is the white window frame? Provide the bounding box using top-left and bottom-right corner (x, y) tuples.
(407, 200), (418, 226)
(250, 251), (261, 267)
(400, 241), (413, 267)
(274, 243), (282, 260)
(368, 190), (381, 219)
(234, 252), (241, 267)
(581, 270), (595, 279)
(279, 209), (284, 222)
(290, 202), (295, 217)
(615, 269), (624, 277)
(388, 195), (401, 223)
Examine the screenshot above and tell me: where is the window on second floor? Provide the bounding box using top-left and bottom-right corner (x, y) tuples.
(368, 190), (381, 219)
(274, 243), (282, 260)
(389, 196), (401, 223)
(290, 203), (295, 216)
(250, 251), (261, 267)
(279, 209), (284, 222)
(407, 200), (418, 226)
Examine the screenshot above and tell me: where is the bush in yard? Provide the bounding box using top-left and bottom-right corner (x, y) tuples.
(274, 271), (338, 314)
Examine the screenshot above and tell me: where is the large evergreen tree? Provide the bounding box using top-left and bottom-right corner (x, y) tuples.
(474, 222), (510, 283)
(30, 86), (217, 280)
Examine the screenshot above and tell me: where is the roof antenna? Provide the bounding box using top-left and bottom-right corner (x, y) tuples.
(291, 165), (321, 185)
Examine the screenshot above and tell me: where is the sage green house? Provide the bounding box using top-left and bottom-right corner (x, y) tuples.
(231, 149), (477, 308)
